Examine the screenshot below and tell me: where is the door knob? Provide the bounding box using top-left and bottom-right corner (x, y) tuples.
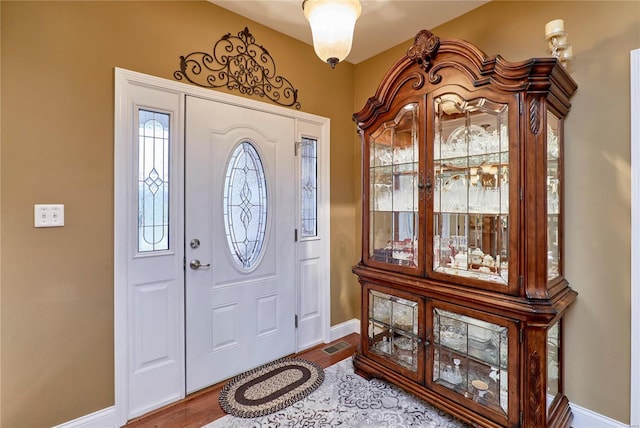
(189, 259), (211, 270)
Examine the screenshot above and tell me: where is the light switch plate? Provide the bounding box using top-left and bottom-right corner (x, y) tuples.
(34, 204), (64, 227)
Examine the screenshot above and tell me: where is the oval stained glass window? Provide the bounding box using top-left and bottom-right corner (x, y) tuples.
(223, 141), (268, 270)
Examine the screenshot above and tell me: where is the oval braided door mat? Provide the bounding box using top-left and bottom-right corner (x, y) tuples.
(219, 358), (325, 418)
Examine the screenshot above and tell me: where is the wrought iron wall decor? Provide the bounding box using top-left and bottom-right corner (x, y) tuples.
(174, 27), (301, 109)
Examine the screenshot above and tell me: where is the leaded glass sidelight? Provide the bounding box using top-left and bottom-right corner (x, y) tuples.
(138, 109), (170, 252)
(300, 137), (318, 238)
(432, 95), (509, 285)
(224, 141), (268, 271)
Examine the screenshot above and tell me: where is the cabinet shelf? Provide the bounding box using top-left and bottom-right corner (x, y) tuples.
(435, 343), (507, 371)
(435, 150), (509, 165)
(434, 210), (508, 215)
(370, 209), (418, 213)
(369, 319), (420, 340)
(371, 162), (418, 169)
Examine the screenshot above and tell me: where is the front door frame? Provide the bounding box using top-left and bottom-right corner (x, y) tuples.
(114, 68), (331, 426)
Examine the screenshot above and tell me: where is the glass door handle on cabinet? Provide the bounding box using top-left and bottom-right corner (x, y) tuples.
(416, 337), (430, 351)
(418, 173), (432, 190)
(419, 331), (431, 347)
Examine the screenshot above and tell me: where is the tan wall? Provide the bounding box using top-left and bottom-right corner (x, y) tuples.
(354, 1), (639, 424)
(0, 1), (359, 426)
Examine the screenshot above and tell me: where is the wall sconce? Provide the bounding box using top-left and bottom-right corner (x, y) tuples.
(303, 0), (362, 68)
(545, 19), (574, 68)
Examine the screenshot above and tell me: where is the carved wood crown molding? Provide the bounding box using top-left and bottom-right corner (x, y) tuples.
(407, 30), (440, 73)
(354, 29), (578, 129)
(174, 27), (301, 109)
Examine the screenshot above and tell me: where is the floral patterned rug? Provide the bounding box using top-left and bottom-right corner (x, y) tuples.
(205, 357), (470, 427)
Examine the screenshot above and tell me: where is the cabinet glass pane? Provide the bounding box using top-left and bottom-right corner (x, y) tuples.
(369, 103), (419, 267)
(368, 290), (419, 371)
(547, 113), (561, 280)
(433, 308), (508, 414)
(547, 321), (560, 410)
(433, 95), (509, 285)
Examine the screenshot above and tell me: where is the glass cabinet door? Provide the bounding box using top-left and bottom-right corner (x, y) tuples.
(432, 94), (510, 286)
(547, 320), (561, 411)
(367, 287), (422, 380)
(432, 304), (514, 422)
(369, 103), (419, 269)
(547, 112), (561, 281)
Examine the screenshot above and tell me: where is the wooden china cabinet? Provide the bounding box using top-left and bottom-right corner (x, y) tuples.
(352, 30), (578, 428)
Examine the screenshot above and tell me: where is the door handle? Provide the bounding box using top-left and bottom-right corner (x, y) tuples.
(189, 259), (211, 270)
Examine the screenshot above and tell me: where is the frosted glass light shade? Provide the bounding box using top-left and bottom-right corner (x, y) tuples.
(303, 0), (361, 68)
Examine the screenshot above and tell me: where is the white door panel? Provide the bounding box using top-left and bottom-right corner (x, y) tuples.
(119, 83), (185, 419)
(185, 96), (296, 393)
(294, 120), (330, 351)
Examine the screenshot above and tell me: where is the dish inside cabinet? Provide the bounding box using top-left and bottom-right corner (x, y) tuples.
(368, 289), (419, 372)
(433, 308), (509, 414)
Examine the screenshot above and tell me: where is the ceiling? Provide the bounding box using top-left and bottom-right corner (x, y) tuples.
(208, 0), (490, 64)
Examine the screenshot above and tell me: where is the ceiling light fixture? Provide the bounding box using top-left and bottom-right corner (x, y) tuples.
(302, 0), (362, 69)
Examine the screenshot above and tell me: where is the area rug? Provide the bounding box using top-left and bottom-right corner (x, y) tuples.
(206, 357), (471, 427)
(218, 357), (325, 418)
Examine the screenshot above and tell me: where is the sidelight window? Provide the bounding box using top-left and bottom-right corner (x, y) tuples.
(138, 109), (170, 252)
(300, 137), (318, 238)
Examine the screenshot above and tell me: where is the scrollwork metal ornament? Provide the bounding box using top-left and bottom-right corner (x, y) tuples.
(174, 27), (301, 109)
(407, 29), (440, 73)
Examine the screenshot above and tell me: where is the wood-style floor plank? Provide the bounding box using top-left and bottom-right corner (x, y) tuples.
(125, 333), (360, 428)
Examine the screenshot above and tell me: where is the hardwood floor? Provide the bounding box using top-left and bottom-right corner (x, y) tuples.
(125, 333), (360, 428)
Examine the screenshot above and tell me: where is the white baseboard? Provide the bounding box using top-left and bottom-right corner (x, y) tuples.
(330, 318), (360, 342)
(572, 402), (629, 428)
(52, 406), (115, 428)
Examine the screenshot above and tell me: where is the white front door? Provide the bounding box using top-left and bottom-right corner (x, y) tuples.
(115, 69), (330, 425)
(185, 95), (296, 393)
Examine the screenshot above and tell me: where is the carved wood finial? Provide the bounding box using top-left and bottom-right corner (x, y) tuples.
(407, 30), (440, 72)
